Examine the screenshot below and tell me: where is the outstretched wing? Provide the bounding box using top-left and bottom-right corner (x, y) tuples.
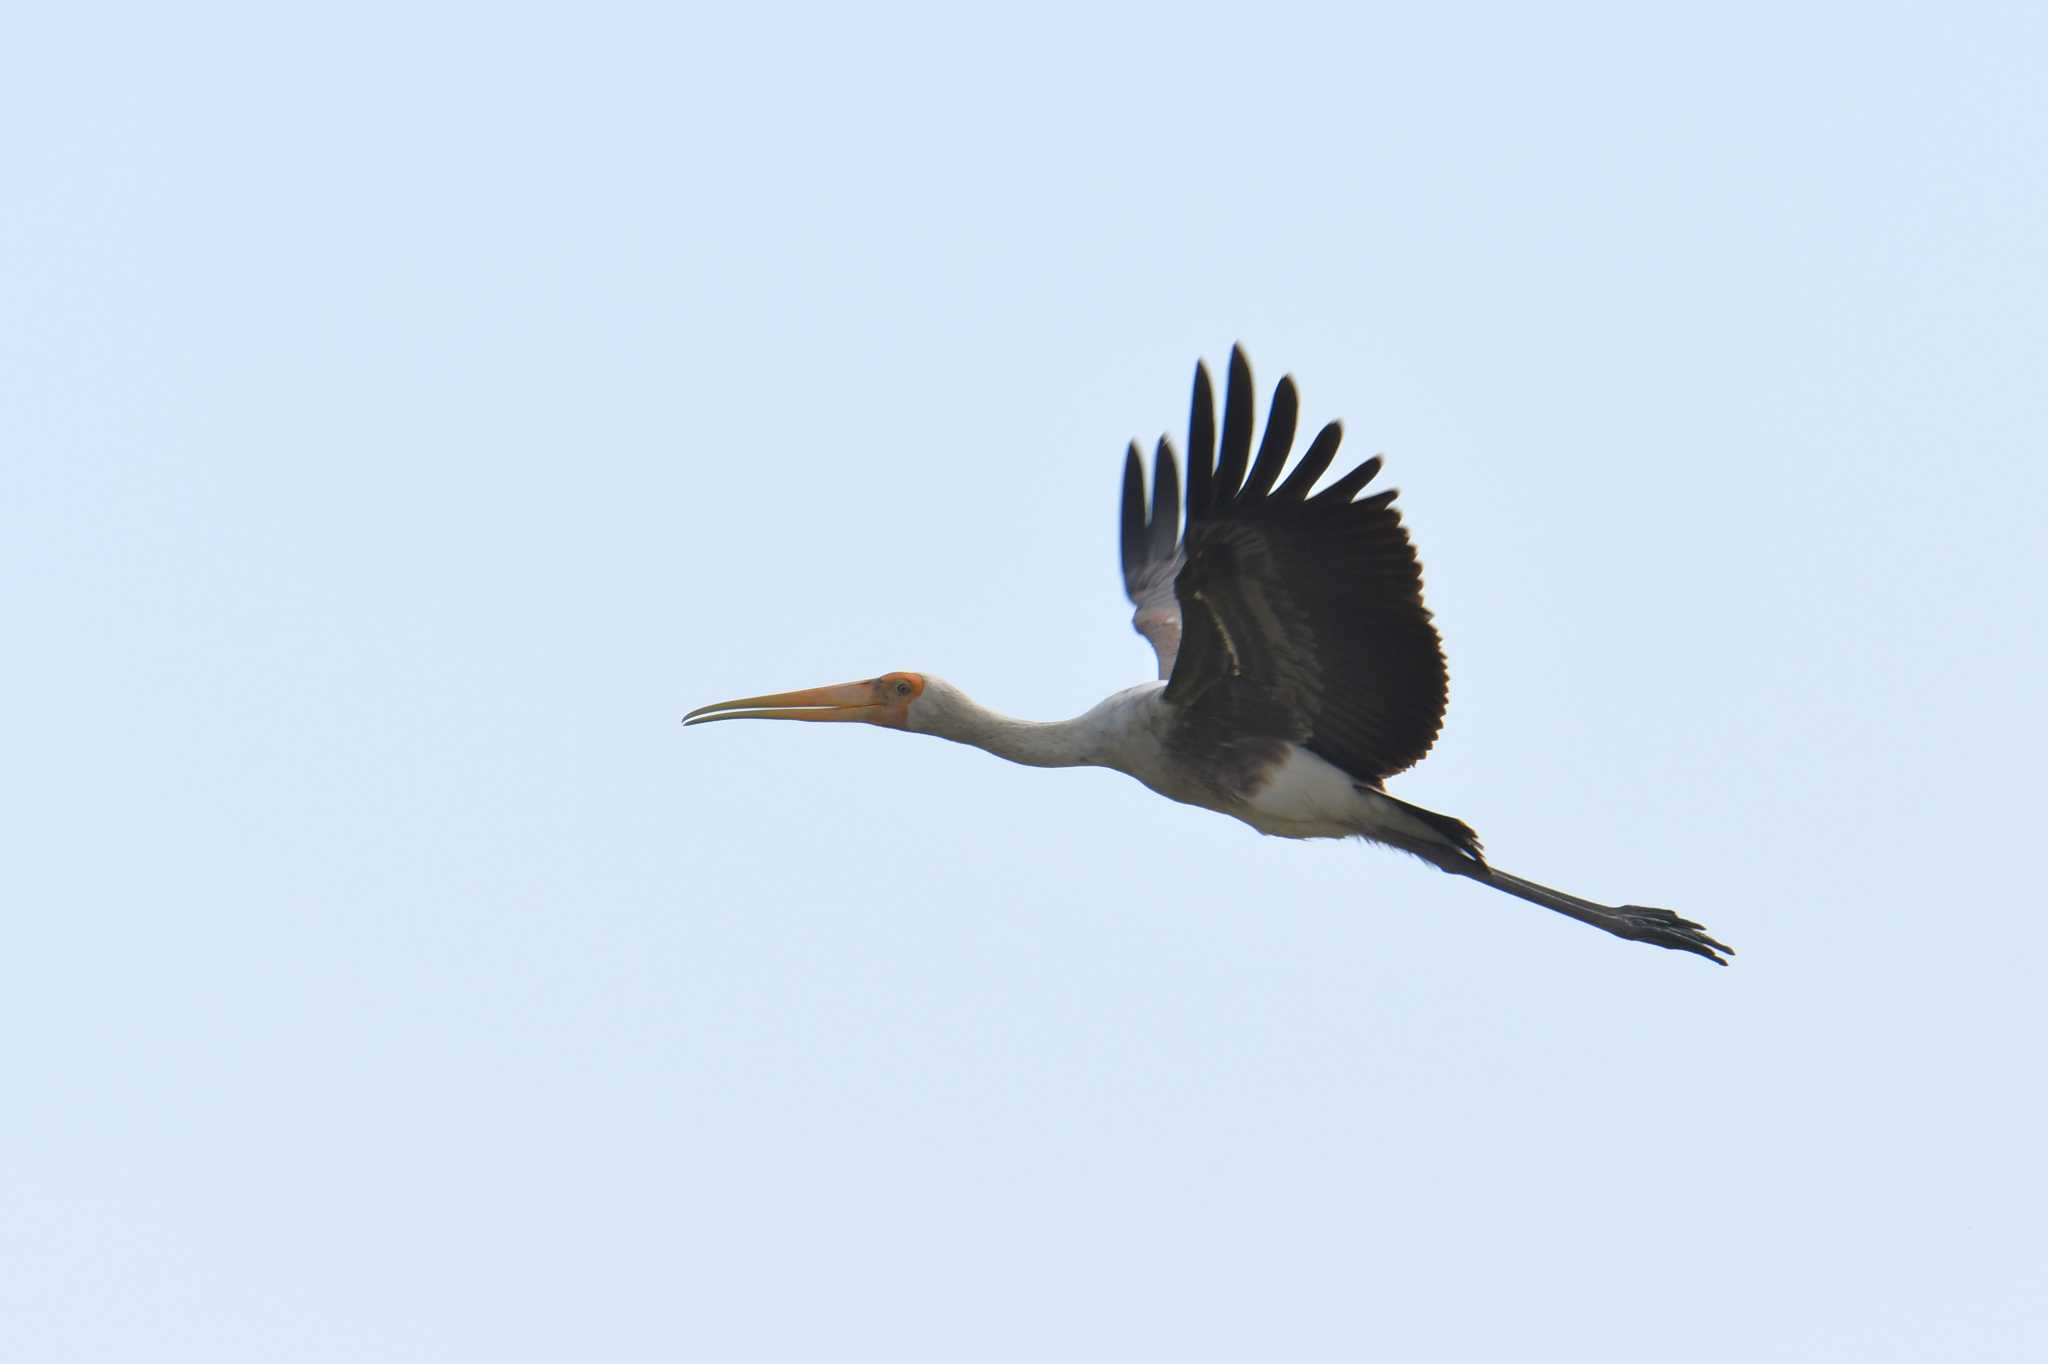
(1120, 436), (1183, 678)
(1145, 347), (1449, 784)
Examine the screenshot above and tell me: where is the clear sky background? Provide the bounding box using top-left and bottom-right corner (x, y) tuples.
(6, 3), (2045, 1360)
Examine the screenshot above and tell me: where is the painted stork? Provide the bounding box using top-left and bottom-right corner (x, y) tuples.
(687, 349), (1731, 963)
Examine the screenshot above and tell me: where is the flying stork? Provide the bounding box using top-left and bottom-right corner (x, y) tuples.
(687, 349), (1731, 963)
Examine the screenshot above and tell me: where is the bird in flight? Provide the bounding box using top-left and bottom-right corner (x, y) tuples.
(687, 349), (1731, 963)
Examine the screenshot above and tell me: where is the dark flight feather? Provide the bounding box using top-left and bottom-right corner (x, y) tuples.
(1121, 346), (1448, 786)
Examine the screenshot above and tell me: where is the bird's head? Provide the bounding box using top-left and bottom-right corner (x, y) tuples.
(684, 671), (935, 732)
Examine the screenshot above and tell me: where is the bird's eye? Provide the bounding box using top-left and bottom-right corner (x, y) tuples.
(894, 680), (913, 697)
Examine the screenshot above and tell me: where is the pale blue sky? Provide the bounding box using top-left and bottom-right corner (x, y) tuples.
(6, 2), (2046, 1359)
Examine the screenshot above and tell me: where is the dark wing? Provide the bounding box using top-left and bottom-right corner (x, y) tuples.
(1120, 436), (1183, 678)
(1158, 346), (1448, 784)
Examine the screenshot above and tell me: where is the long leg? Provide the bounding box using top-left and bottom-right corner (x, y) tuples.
(1359, 789), (1732, 964)
(1448, 862), (1732, 964)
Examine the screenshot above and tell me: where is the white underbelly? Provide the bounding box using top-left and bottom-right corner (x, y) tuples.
(1100, 694), (1441, 845)
(1233, 747), (1375, 839)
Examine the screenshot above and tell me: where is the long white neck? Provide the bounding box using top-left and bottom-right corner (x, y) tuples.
(915, 680), (1133, 770)
(938, 701), (1103, 769)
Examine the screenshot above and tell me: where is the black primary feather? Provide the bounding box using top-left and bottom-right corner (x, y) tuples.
(1240, 375), (1297, 502)
(1159, 346), (1448, 785)
(1185, 361), (1215, 518)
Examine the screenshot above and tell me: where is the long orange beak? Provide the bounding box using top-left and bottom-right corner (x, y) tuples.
(684, 679), (895, 727)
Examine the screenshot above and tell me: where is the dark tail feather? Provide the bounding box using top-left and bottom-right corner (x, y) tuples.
(1374, 790), (1486, 866)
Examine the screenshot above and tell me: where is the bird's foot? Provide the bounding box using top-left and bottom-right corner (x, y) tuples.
(1611, 906), (1733, 965)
